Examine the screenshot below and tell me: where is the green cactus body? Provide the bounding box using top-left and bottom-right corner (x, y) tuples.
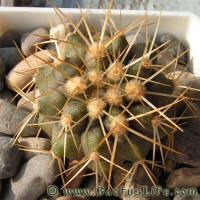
(64, 33), (86, 58)
(38, 115), (53, 138)
(86, 57), (109, 72)
(129, 105), (153, 136)
(62, 100), (87, 134)
(36, 64), (59, 94)
(107, 34), (128, 57)
(81, 126), (110, 175)
(38, 91), (66, 116)
(55, 62), (79, 82)
(14, 6), (195, 190)
(116, 134), (151, 163)
(104, 106), (127, 138)
(52, 125), (83, 160)
(127, 62), (152, 79)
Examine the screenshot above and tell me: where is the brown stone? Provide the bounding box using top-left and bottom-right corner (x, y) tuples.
(6, 50), (53, 90)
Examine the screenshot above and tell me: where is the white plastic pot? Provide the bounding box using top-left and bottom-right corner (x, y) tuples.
(0, 7), (200, 74)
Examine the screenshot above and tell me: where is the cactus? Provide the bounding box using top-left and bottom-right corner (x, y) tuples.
(12, 0), (200, 195)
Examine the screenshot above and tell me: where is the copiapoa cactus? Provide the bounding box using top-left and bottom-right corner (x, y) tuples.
(10, 0), (200, 196)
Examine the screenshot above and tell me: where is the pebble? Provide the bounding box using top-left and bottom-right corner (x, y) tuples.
(49, 23), (70, 41)
(156, 53), (186, 73)
(17, 89), (40, 112)
(167, 167), (200, 188)
(0, 57), (5, 91)
(174, 194), (200, 200)
(65, 160), (87, 188)
(167, 71), (194, 80)
(46, 42), (56, 52)
(0, 132), (10, 137)
(168, 130), (200, 166)
(0, 89), (15, 103)
(158, 33), (187, 61)
(0, 136), (22, 179)
(0, 80), (4, 92)
(175, 76), (200, 100)
(126, 33), (146, 59)
(21, 27), (49, 56)
(0, 57), (5, 75)
(18, 137), (51, 161)
(49, 23), (71, 59)
(0, 47), (22, 72)
(113, 165), (161, 200)
(56, 197), (69, 200)
(156, 33), (188, 72)
(6, 50), (53, 90)
(3, 154), (59, 200)
(85, 175), (106, 197)
(38, 196), (50, 200)
(183, 103), (200, 137)
(0, 99), (38, 137)
(0, 31), (21, 48)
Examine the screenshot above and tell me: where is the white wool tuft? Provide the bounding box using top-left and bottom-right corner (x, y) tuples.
(107, 61), (123, 81)
(104, 88), (122, 105)
(87, 99), (105, 118)
(125, 80), (145, 100)
(65, 76), (87, 94)
(110, 114), (128, 135)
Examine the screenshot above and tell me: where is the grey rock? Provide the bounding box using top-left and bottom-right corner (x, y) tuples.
(126, 33), (147, 59)
(18, 137), (51, 161)
(56, 197), (68, 200)
(168, 130), (200, 166)
(0, 31), (21, 48)
(0, 99), (38, 137)
(0, 89), (15, 103)
(174, 194), (200, 200)
(0, 79), (4, 92)
(38, 197), (50, 200)
(155, 33), (188, 73)
(21, 27), (48, 56)
(0, 57), (5, 75)
(157, 33), (188, 60)
(64, 160), (87, 189)
(182, 103), (200, 137)
(0, 132), (11, 137)
(156, 53), (186, 72)
(158, 33), (176, 44)
(46, 42), (56, 53)
(38, 195), (51, 200)
(175, 76), (200, 100)
(3, 154), (59, 200)
(17, 89), (40, 112)
(167, 167), (200, 188)
(119, 166), (165, 200)
(0, 47), (22, 72)
(126, 33), (145, 44)
(0, 136), (22, 179)
(0, 57), (5, 91)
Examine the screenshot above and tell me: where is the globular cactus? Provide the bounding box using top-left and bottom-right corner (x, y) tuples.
(12, 0), (199, 193)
